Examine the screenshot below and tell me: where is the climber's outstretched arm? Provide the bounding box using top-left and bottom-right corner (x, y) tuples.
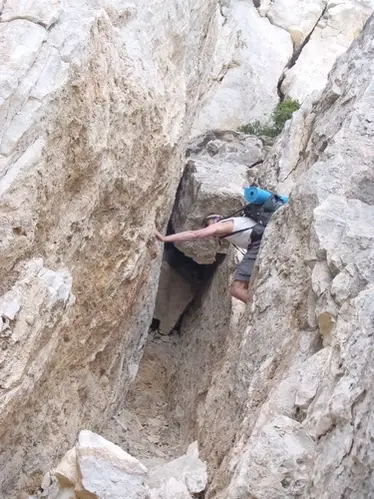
(156, 220), (233, 243)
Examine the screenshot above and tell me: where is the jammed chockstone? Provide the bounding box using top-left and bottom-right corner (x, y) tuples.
(172, 130), (264, 264)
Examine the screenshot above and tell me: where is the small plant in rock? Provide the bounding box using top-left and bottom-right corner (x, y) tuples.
(272, 98), (300, 133)
(238, 98), (300, 138)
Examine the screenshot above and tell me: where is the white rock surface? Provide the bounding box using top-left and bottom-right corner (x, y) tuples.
(282, 0), (372, 102)
(77, 430), (148, 499)
(149, 478), (191, 499)
(258, 0), (326, 46)
(147, 441), (207, 495)
(1, 0), (62, 28)
(191, 1), (293, 135)
(39, 431), (206, 499)
(192, 0), (371, 135)
(53, 448), (78, 488)
(0, 0), (220, 496)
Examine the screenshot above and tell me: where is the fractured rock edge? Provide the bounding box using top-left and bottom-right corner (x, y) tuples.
(31, 430), (207, 499)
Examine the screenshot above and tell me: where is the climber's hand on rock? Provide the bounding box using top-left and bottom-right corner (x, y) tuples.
(155, 230), (166, 242)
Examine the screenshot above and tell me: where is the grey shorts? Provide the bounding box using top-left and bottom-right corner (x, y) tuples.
(234, 242), (260, 282)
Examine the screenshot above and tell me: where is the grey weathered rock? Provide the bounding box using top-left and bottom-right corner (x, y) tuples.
(173, 131), (264, 263)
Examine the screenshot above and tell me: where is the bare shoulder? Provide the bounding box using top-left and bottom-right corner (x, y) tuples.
(213, 219), (234, 236)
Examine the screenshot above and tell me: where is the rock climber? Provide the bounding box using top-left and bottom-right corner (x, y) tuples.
(155, 214), (259, 304)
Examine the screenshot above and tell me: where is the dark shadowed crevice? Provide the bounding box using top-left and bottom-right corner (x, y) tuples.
(152, 223), (226, 335)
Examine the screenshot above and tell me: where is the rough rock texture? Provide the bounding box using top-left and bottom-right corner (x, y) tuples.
(281, 1), (372, 101)
(147, 441), (208, 497)
(101, 330), (184, 463)
(167, 14), (374, 499)
(0, 1), (220, 496)
(49, 430), (149, 499)
(76, 430), (148, 498)
(173, 130), (264, 264)
(3, 1), (374, 498)
(36, 431), (207, 499)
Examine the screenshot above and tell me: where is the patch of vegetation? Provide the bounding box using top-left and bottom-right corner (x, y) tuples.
(238, 98), (300, 138)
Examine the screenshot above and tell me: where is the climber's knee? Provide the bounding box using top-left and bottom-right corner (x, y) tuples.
(231, 280), (250, 304)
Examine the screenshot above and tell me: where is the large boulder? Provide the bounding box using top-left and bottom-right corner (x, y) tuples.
(35, 431), (207, 499)
(172, 130), (264, 264)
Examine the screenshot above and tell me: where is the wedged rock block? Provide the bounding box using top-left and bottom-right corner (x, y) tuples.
(173, 130), (264, 263)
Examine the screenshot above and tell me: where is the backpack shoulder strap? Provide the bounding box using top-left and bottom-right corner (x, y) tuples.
(219, 225), (253, 240)
(220, 206), (245, 221)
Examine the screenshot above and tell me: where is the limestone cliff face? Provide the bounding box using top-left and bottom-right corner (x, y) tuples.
(0, 1), (219, 496)
(192, 0), (372, 135)
(170, 14), (374, 499)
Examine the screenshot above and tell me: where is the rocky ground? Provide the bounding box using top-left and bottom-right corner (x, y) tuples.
(102, 330), (183, 464)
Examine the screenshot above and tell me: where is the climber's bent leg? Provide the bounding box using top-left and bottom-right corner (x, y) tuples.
(231, 243), (260, 304)
(231, 279), (251, 303)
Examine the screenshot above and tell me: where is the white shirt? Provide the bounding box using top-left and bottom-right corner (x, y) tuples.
(220, 216), (257, 249)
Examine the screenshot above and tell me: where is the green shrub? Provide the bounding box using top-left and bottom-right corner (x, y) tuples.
(238, 98), (300, 138)
(272, 98), (300, 133)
